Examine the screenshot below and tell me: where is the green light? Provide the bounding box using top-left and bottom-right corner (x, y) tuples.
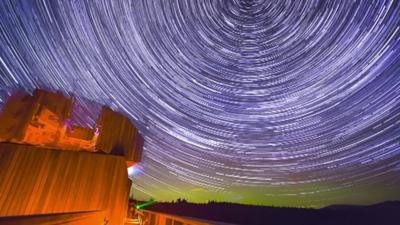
(136, 200), (156, 209)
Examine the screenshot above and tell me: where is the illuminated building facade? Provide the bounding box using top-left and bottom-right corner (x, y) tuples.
(0, 89), (143, 164)
(0, 89), (144, 225)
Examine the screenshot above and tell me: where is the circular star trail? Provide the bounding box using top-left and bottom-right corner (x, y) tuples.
(1, 0), (400, 207)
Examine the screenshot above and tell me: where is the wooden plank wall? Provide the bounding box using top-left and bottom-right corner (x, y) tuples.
(0, 143), (130, 225)
(95, 107), (143, 162)
(0, 210), (106, 225)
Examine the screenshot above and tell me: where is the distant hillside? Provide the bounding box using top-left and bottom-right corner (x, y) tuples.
(324, 201), (400, 211)
(144, 201), (400, 225)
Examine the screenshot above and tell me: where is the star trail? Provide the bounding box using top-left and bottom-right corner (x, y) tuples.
(1, 0), (400, 207)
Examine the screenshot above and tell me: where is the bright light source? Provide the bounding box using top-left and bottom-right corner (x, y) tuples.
(128, 164), (142, 177)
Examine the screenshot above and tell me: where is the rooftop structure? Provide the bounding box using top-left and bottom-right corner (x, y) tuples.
(0, 89), (143, 166)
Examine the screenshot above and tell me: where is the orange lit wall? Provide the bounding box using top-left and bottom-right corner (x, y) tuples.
(0, 91), (36, 141)
(96, 106), (143, 163)
(0, 211), (107, 225)
(22, 108), (60, 146)
(57, 125), (97, 151)
(0, 143), (130, 225)
(0, 89), (73, 147)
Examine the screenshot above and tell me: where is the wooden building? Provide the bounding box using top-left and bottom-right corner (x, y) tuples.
(0, 89), (145, 224)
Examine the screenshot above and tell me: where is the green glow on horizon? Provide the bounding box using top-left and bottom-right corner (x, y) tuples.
(131, 179), (400, 208)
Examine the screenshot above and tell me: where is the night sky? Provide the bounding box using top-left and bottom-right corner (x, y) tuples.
(1, 0), (400, 208)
